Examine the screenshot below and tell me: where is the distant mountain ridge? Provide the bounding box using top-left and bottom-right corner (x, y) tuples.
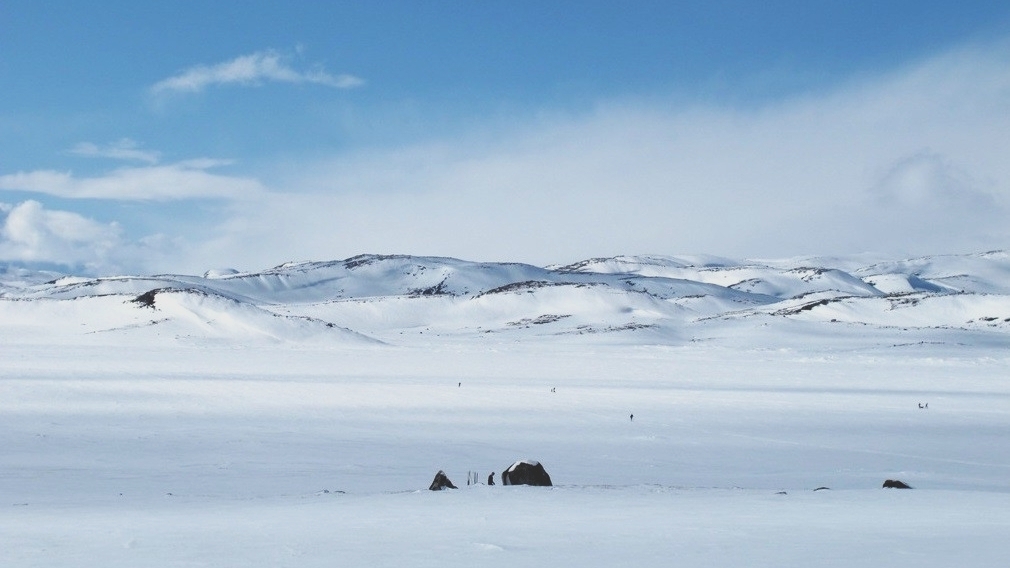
(3, 251), (1010, 348)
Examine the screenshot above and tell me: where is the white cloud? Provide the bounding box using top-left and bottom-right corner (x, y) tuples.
(0, 201), (197, 275)
(0, 160), (266, 201)
(871, 150), (995, 210)
(149, 49), (364, 96)
(0, 200), (123, 269)
(70, 138), (161, 164)
(217, 39), (1009, 266)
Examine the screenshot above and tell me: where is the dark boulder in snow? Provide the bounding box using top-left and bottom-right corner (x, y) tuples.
(882, 479), (912, 489)
(501, 460), (552, 486)
(428, 470), (457, 491)
(132, 289), (159, 308)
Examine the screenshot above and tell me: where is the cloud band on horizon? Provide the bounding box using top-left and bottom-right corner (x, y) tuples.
(1, 38), (1009, 275)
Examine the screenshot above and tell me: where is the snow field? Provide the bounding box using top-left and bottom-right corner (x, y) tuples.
(6, 487), (1010, 567)
(3, 340), (1010, 566)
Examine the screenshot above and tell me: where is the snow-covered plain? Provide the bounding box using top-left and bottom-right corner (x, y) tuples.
(3, 252), (1010, 566)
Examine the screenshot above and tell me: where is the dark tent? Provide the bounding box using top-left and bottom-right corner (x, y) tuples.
(428, 470), (457, 491)
(501, 460), (552, 486)
(882, 479), (912, 489)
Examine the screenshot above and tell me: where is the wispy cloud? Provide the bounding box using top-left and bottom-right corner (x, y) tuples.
(0, 160), (266, 201)
(69, 138), (161, 164)
(149, 49), (364, 96)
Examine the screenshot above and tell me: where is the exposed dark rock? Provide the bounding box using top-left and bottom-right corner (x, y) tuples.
(343, 254), (399, 270)
(132, 289), (159, 308)
(409, 279), (450, 297)
(501, 460), (552, 486)
(479, 280), (554, 296)
(428, 470), (457, 491)
(774, 297), (842, 316)
(883, 479), (912, 489)
(569, 322), (656, 335)
(507, 314), (571, 326)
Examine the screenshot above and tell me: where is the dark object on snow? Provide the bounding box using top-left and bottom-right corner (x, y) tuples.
(501, 460), (552, 486)
(813, 486), (831, 491)
(429, 470), (457, 491)
(132, 289), (159, 308)
(630, 414), (634, 421)
(488, 472), (495, 486)
(883, 479), (912, 489)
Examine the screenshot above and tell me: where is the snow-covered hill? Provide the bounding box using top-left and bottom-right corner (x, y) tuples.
(6, 251), (1010, 567)
(3, 251), (1010, 347)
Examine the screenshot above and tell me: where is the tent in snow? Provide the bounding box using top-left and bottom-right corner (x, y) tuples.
(501, 460), (552, 486)
(428, 470), (457, 490)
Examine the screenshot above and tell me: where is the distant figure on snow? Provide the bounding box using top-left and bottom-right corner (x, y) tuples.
(630, 413), (634, 422)
(488, 472), (495, 485)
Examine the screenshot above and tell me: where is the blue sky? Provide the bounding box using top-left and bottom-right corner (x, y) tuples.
(2, 1), (1010, 275)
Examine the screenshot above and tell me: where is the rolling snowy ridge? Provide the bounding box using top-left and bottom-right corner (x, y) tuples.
(4, 251), (1010, 346)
